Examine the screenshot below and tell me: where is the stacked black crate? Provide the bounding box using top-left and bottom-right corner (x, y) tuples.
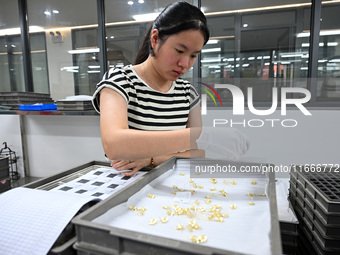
(280, 208), (299, 254)
(0, 92), (54, 110)
(289, 167), (340, 255)
(0, 156), (11, 193)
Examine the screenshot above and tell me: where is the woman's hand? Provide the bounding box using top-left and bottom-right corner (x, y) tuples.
(111, 158), (151, 176)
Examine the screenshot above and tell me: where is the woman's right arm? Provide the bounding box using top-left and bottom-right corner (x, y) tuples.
(99, 88), (201, 161)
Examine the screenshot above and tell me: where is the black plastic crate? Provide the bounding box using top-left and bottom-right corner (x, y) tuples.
(290, 190), (340, 253)
(290, 167), (340, 214)
(0, 179), (11, 193)
(290, 176), (340, 226)
(0, 156), (10, 180)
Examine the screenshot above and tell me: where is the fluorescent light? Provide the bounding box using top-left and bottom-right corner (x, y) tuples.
(88, 65), (100, 69)
(128, 1), (134, 5)
(133, 12), (160, 21)
(44, 11), (51, 15)
(202, 47), (221, 53)
(0, 25), (44, 36)
(327, 42), (338, 46)
(330, 59), (340, 63)
(52, 10), (59, 14)
(207, 40), (218, 44)
(201, 58), (221, 63)
(248, 57), (255, 60)
(68, 48), (100, 54)
(297, 29), (340, 37)
(281, 53), (304, 58)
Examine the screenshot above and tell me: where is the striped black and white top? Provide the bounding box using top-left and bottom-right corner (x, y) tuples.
(92, 65), (200, 131)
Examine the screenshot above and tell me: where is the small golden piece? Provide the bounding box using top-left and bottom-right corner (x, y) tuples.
(249, 201), (255, 205)
(251, 180), (257, 185)
(230, 204), (237, 209)
(160, 216), (168, 223)
(129, 205), (135, 210)
(149, 218), (158, 225)
(189, 178), (194, 183)
(198, 206), (206, 212)
(175, 224), (184, 230)
(167, 210), (174, 216)
(162, 205), (170, 209)
(187, 220), (200, 231)
(206, 195), (212, 199)
(148, 193), (156, 199)
(190, 235), (207, 243)
(180, 173), (185, 176)
(210, 178), (217, 184)
(190, 190), (195, 195)
(216, 217), (224, 222)
(223, 180), (228, 184)
(220, 190), (228, 197)
(190, 235), (198, 243)
(172, 185), (178, 189)
(194, 200), (200, 205)
(210, 187), (216, 191)
(204, 200), (212, 204)
(231, 180), (237, 185)
(198, 184), (204, 189)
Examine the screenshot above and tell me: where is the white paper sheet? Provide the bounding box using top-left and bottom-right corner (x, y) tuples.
(94, 160), (273, 255)
(0, 168), (147, 255)
(0, 187), (99, 255)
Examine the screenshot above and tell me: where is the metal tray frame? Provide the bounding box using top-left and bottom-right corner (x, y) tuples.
(72, 157), (282, 255)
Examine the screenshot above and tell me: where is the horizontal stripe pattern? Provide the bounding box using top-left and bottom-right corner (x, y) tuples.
(92, 65), (200, 131)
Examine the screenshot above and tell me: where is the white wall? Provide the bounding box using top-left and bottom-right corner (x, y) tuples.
(24, 115), (104, 177)
(0, 108), (339, 178)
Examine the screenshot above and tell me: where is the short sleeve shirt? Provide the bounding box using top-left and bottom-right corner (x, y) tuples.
(92, 65), (200, 131)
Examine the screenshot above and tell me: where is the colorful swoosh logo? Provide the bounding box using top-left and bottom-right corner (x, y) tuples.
(199, 82), (223, 106)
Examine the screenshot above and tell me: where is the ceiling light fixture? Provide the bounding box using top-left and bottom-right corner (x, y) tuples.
(68, 48), (100, 54)
(202, 48), (221, 53)
(133, 12), (160, 21)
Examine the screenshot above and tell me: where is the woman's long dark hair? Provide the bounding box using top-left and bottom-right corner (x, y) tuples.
(134, 1), (210, 65)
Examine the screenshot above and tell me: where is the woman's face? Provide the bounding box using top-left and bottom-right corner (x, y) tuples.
(151, 29), (205, 81)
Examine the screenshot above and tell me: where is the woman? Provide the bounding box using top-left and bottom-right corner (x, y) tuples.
(92, 2), (208, 176)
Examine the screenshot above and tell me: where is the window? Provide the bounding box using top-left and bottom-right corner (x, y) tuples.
(201, 0), (312, 104)
(0, 1), (24, 92)
(27, 0), (98, 100)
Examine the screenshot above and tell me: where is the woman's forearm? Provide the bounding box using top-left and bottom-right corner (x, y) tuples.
(102, 127), (202, 160)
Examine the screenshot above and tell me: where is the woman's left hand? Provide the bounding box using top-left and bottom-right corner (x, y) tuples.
(111, 158), (151, 176)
